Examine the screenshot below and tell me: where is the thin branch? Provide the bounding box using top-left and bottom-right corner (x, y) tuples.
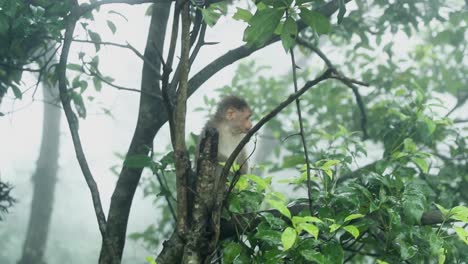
(70, 38), (163, 79)
(77, 0), (153, 16)
(56, 10), (118, 264)
(189, 8), (203, 48)
(85, 66), (163, 100)
(189, 22), (207, 66)
(290, 47), (313, 214)
(0, 62), (41, 72)
(330, 76), (369, 87)
(162, 1), (180, 145)
(296, 37), (368, 139)
(154, 170), (177, 222)
(32, 44), (62, 99)
(225, 135), (259, 196)
(445, 93), (468, 117)
(454, 118), (468, 123)
(125, 42), (162, 79)
(220, 69), (334, 186)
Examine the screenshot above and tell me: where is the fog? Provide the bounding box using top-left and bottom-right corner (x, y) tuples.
(0, 3), (294, 263)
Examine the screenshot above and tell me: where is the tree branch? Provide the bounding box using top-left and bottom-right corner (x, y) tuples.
(56, 9), (119, 264)
(296, 37), (368, 139)
(77, 0), (154, 16)
(221, 69), (333, 193)
(290, 47), (313, 214)
(174, 0), (191, 236)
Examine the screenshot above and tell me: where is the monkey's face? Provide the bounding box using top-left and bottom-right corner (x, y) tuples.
(226, 108), (252, 134)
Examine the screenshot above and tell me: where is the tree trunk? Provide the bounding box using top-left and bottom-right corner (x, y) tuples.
(18, 84), (61, 264)
(98, 1), (171, 262)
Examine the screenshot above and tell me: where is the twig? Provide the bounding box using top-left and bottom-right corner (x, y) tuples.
(189, 8), (203, 48)
(77, 0), (153, 17)
(225, 135), (258, 196)
(70, 37), (162, 79)
(290, 47), (313, 214)
(32, 44), (62, 99)
(84, 66), (162, 100)
(154, 170), (177, 222)
(281, 133), (301, 143)
(162, 1), (181, 145)
(296, 37), (369, 139)
(0, 63), (41, 72)
(445, 93), (468, 117)
(220, 69), (333, 186)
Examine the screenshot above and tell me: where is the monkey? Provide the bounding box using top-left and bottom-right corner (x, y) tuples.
(199, 95), (253, 175)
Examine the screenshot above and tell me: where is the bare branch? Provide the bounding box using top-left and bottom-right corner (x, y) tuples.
(296, 37), (369, 139)
(289, 47), (314, 214)
(445, 93), (468, 117)
(85, 66), (163, 100)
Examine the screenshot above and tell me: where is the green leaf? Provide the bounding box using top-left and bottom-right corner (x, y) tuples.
(292, 216), (323, 226)
(450, 205), (468, 222)
(298, 223), (319, 239)
(107, 20), (116, 34)
(438, 248), (446, 264)
(434, 203), (449, 216)
(244, 174), (269, 191)
(88, 30), (102, 51)
(70, 91), (87, 118)
(243, 8), (285, 47)
(11, 85), (22, 99)
(344, 213), (364, 222)
(124, 154), (152, 168)
(377, 260), (390, 264)
(299, 8), (331, 34)
(323, 241), (344, 264)
(145, 256), (157, 264)
(262, 0), (291, 7)
(234, 176), (249, 191)
(281, 17), (297, 52)
(67, 63), (83, 72)
(281, 227), (297, 251)
(283, 155), (305, 167)
(300, 249), (325, 263)
(108, 10), (128, 21)
(233, 7), (253, 22)
(321, 159), (340, 168)
(329, 223), (341, 233)
(223, 242), (242, 263)
(201, 7), (222, 27)
(343, 225), (359, 239)
(402, 181), (426, 224)
(93, 77), (102, 91)
(454, 227), (468, 245)
(268, 200), (291, 219)
(296, 0), (316, 5)
(411, 157), (429, 174)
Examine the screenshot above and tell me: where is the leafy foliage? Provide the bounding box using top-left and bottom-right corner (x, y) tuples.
(0, 181), (15, 220)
